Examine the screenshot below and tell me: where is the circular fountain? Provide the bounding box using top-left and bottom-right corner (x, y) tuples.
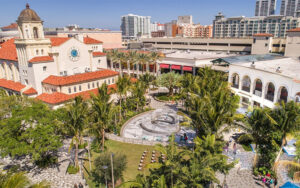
(122, 109), (181, 142)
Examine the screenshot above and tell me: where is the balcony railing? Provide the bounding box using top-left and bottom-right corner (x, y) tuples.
(242, 86), (250, 92)
(254, 90), (262, 97)
(265, 94), (274, 102)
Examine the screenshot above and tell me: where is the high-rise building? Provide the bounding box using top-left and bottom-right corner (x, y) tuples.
(177, 24), (212, 38)
(255, 0), (277, 16)
(121, 14), (151, 38)
(213, 13), (300, 38)
(280, 0), (300, 17)
(178, 15), (193, 24)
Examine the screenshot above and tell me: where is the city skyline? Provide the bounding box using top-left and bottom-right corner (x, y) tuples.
(0, 0), (283, 30)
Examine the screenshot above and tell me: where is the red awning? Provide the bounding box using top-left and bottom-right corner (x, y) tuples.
(171, 65), (181, 70)
(183, 66), (193, 71)
(160, 64), (170, 69)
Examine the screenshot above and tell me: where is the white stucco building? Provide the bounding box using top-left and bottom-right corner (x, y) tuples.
(227, 54), (300, 109)
(0, 4), (119, 108)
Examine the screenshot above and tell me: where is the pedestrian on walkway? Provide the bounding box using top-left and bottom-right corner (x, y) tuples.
(79, 182), (84, 188)
(274, 178), (278, 188)
(74, 183), (78, 188)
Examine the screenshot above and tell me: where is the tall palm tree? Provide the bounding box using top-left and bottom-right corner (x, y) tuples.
(157, 72), (182, 96)
(131, 81), (146, 112)
(90, 84), (114, 151)
(109, 49), (120, 72)
(128, 51), (138, 77)
(66, 96), (88, 167)
(149, 52), (162, 75)
(115, 75), (131, 119)
(137, 53), (149, 75)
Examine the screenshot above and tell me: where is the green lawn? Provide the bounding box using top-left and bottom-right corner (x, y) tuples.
(84, 140), (155, 187)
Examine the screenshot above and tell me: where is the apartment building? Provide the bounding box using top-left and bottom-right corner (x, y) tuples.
(121, 14), (151, 38)
(280, 0), (300, 17)
(213, 12), (300, 38)
(255, 0), (277, 16)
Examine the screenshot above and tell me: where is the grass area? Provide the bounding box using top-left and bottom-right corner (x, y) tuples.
(241, 143), (253, 152)
(84, 140), (155, 187)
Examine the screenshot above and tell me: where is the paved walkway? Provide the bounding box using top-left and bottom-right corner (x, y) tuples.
(0, 139), (87, 188)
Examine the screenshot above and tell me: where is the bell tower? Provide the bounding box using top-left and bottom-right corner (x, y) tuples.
(14, 4), (52, 90)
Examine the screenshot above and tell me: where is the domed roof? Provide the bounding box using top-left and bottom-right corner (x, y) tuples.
(17, 4), (41, 22)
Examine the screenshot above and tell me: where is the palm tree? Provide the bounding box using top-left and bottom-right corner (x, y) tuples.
(131, 81), (147, 112)
(90, 84), (114, 151)
(66, 96), (88, 167)
(1, 172), (30, 188)
(128, 51), (138, 77)
(272, 101), (300, 163)
(108, 49), (120, 72)
(149, 52), (162, 75)
(139, 73), (156, 92)
(119, 174), (151, 188)
(157, 72), (182, 96)
(137, 53), (149, 75)
(29, 181), (51, 188)
(115, 75), (131, 119)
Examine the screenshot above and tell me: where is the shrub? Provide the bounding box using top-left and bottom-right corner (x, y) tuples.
(67, 165), (79, 174)
(35, 155), (58, 168)
(157, 95), (169, 101)
(238, 134), (254, 145)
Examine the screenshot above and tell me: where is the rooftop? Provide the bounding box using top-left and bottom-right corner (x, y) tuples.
(230, 56), (300, 80)
(163, 50), (232, 60)
(0, 38), (18, 61)
(42, 69), (119, 86)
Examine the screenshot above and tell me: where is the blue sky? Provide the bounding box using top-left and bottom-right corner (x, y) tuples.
(0, 0), (282, 30)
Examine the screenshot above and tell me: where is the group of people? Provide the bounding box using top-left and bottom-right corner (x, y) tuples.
(74, 182), (84, 188)
(261, 174), (278, 188)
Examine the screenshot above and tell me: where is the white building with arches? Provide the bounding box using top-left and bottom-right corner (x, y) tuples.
(227, 55), (300, 109)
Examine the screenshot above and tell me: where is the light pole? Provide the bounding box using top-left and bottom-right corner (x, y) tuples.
(102, 165), (108, 188)
(111, 153), (115, 188)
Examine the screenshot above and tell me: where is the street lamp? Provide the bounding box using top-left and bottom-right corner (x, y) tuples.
(102, 165), (108, 188)
(111, 153), (115, 188)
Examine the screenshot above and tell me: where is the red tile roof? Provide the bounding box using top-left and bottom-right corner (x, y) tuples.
(42, 69), (119, 86)
(0, 39), (18, 61)
(253, 33), (274, 37)
(0, 79), (26, 92)
(23, 87), (37, 95)
(36, 84), (116, 104)
(49, 37), (70, 46)
(36, 92), (72, 105)
(287, 28), (300, 32)
(29, 56), (54, 63)
(1, 23), (18, 30)
(93, 52), (106, 57)
(84, 37), (103, 44)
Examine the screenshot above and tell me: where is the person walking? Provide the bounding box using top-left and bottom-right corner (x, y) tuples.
(274, 178), (278, 188)
(78, 182), (84, 188)
(74, 184), (78, 188)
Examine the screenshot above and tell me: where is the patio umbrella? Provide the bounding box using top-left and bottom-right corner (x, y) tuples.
(280, 182), (300, 188)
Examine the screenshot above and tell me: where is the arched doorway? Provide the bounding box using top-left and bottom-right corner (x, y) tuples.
(265, 82), (275, 102)
(231, 73), (240, 89)
(253, 79), (263, 97)
(242, 76), (251, 92)
(278, 87), (288, 103)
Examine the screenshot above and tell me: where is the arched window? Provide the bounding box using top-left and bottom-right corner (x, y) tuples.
(242, 76), (251, 92)
(41, 49), (44, 55)
(68, 87), (71, 94)
(253, 79), (263, 97)
(36, 50), (39, 55)
(295, 93), (300, 103)
(265, 82), (275, 102)
(74, 86), (77, 93)
(231, 73), (240, 89)
(278, 87), (288, 103)
(33, 27), (39, 39)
